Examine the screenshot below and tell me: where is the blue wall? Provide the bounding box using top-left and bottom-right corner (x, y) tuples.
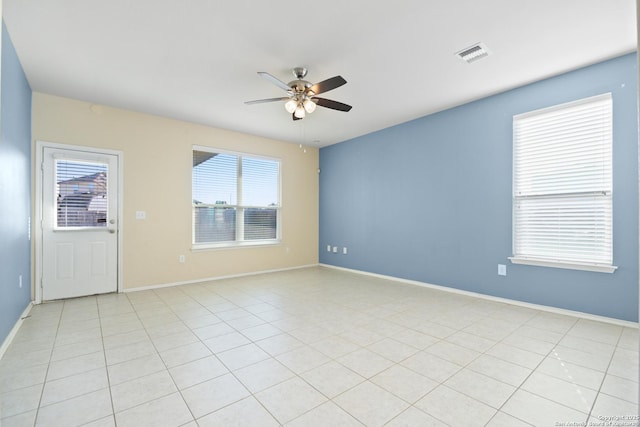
(320, 53), (639, 322)
(0, 22), (32, 344)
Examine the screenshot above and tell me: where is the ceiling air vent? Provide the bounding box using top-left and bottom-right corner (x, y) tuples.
(456, 43), (490, 64)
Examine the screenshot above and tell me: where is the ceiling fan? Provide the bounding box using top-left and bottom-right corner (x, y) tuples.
(245, 67), (352, 121)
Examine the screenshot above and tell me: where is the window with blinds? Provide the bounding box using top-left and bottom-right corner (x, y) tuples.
(192, 148), (280, 247)
(55, 159), (108, 228)
(511, 93), (615, 272)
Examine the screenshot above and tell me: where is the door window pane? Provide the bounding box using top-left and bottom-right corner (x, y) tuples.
(56, 160), (108, 227)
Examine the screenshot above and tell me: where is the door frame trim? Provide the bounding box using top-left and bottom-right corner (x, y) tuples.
(35, 141), (124, 304)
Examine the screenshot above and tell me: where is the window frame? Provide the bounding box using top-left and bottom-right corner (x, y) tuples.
(191, 146), (282, 250)
(509, 93), (617, 273)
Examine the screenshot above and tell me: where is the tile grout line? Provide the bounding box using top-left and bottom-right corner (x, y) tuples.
(32, 299), (66, 427)
(584, 325), (626, 423)
(97, 295), (120, 427)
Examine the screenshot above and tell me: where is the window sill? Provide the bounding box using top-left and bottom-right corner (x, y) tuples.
(192, 240), (281, 252)
(508, 257), (617, 273)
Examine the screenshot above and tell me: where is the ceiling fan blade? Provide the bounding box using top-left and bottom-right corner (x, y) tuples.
(313, 97), (352, 112)
(307, 76), (347, 96)
(258, 72), (292, 92)
(292, 113), (302, 121)
(245, 97), (290, 105)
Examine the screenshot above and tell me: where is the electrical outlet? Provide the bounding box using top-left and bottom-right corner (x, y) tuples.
(343, 247), (348, 255)
(498, 264), (507, 276)
(332, 246), (338, 253)
(136, 211), (146, 220)
(179, 255), (185, 263)
(327, 245), (331, 252)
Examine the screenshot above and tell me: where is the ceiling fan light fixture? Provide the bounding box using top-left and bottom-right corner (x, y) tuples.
(284, 99), (298, 113)
(303, 98), (316, 113)
(294, 104), (306, 118)
(246, 68), (352, 121)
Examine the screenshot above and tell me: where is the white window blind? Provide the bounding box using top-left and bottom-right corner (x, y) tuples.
(55, 160), (108, 228)
(512, 93), (614, 272)
(192, 148), (280, 247)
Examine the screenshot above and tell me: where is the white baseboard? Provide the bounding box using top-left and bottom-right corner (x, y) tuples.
(0, 302), (34, 361)
(320, 264), (638, 329)
(123, 263), (320, 293)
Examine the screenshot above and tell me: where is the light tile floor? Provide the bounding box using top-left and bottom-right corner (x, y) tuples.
(0, 267), (638, 426)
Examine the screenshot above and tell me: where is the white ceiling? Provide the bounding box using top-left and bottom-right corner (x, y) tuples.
(3, 0), (637, 147)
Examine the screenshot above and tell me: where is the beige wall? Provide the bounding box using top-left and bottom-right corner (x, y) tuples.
(32, 92), (319, 290)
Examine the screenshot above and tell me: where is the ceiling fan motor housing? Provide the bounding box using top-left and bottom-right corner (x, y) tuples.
(289, 80), (312, 93)
(289, 68), (313, 96)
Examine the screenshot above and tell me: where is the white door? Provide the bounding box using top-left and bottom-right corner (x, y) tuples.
(41, 147), (119, 300)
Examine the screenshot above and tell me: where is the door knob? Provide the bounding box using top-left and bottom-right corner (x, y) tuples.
(108, 229), (115, 234)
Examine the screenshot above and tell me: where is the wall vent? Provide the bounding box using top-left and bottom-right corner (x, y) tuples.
(456, 43), (490, 63)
